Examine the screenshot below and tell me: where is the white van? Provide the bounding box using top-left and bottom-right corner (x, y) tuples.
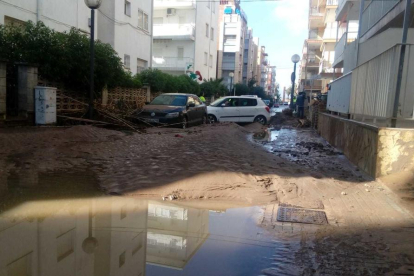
(207, 96), (271, 124)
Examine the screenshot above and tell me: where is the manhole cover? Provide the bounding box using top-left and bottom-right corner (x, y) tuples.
(277, 207), (328, 225)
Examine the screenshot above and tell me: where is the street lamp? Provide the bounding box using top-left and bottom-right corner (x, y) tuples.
(229, 72), (234, 96)
(290, 54), (300, 109)
(84, 0), (103, 118)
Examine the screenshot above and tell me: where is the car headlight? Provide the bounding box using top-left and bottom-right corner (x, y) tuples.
(166, 112), (180, 118)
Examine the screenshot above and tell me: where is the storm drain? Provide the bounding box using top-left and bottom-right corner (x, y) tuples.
(277, 207), (328, 225)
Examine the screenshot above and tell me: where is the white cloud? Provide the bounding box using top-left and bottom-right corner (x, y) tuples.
(274, 0), (309, 35)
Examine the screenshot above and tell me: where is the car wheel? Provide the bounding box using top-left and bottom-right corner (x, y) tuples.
(181, 116), (188, 129)
(208, 114), (217, 123)
(254, 115), (267, 125)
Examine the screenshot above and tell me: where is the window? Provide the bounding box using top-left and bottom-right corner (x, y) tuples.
(194, 97), (202, 106)
(240, 98), (258, 106)
(209, 55), (213, 68)
(187, 97), (196, 106)
(137, 58), (147, 73)
(220, 98), (239, 107)
(7, 253), (33, 276)
(144, 13), (149, 31)
(177, 47), (184, 60)
(124, 54), (130, 69)
(119, 251), (126, 268)
(206, 23), (209, 38)
(124, 0), (131, 16)
(57, 229), (75, 262)
(210, 27), (214, 41)
(204, 52), (208, 65)
(138, 9), (143, 28)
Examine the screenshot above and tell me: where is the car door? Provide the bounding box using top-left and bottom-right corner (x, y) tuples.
(186, 96), (198, 125)
(238, 98), (257, 122)
(193, 96), (205, 122)
(217, 98), (240, 122)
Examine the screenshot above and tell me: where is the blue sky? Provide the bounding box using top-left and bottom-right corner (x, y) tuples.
(241, 0), (309, 92)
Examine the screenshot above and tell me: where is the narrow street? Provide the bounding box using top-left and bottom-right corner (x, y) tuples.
(0, 111), (413, 275)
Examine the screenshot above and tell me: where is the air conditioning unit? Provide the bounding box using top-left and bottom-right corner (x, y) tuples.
(167, 8), (176, 16)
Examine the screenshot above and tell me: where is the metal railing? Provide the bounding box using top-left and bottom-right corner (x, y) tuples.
(360, 0), (400, 36)
(153, 24), (195, 39)
(310, 7), (324, 16)
(152, 57), (194, 71)
(327, 72), (352, 113)
(327, 0), (339, 5)
(349, 44), (414, 120)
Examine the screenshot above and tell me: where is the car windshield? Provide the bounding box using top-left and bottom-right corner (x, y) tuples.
(150, 95), (187, 106)
(209, 98), (225, 107)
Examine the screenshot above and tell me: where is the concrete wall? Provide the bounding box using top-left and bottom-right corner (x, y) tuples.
(17, 64), (38, 118)
(0, 62), (5, 120)
(319, 113), (414, 178)
(377, 128), (414, 176)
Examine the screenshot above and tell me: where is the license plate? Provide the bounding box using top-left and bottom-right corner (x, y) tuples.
(145, 118), (159, 123)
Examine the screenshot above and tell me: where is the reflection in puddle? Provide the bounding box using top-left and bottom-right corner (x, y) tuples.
(0, 194), (293, 276)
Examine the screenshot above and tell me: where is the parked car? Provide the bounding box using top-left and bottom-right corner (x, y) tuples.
(136, 93), (207, 129)
(274, 103), (280, 108)
(207, 96), (271, 124)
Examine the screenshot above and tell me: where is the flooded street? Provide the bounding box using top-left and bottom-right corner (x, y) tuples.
(0, 122), (414, 275)
(0, 181), (298, 276)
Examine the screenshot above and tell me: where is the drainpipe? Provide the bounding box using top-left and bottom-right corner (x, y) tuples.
(391, 0), (411, 127)
(150, 0), (154, 68)
(36, 0), (42, 22)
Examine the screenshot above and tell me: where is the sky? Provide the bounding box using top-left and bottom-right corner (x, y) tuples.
(241, 0), (309, 94)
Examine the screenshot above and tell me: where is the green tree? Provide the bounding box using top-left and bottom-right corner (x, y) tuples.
(234, 83), (250, 96)
(0, 21), (139, 97)
(200, 78), (227, 97)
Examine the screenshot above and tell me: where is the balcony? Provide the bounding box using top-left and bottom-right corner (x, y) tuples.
(332, 31), (357, 67)
(152, 57), (194, 72)
(319, 60), (334, 74)
(326, 0), (339, 6)
(309, 7), (324, 28)
(360, 0), (400, 37)
(302, 79), (323, 91)
(349, 44), (414, 124)
(302, 54), (320, 67)
(154, 0), (196, 10)
(153, 24), (195, 40)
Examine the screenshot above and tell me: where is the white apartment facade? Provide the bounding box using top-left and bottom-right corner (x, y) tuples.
(242, 28), (255, 84)
(152, 0), (218, 80)
(217, 1), (248, 88)
(327, 0), (414, 127)
(0, 0), (153, 75)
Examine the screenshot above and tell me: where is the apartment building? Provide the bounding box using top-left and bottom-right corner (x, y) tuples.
(267, 65), (277, 96)
(152, 0), (218, 80)
(0, 0), (153, 75)
(253, 37), (260, 81)
(326, 0), (414, 127)
(258, 46), (268, 89)
(299, 0), (336, 95)
(242, 28), (255, 84)
(217, 0), (248, 88)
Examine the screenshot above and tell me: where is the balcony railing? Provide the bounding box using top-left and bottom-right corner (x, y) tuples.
(154, 0), (196, 9)
(152, 57), (194, 71)
(360, 0), (400, 36)
(349, 44), (414, 121)
(310, 7), (324, 16)
(153, 24), (195, 40)
(326, 0), (339, 6)
(327, 72), (352, 114)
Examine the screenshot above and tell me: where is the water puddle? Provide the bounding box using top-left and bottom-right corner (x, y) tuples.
(0, 173), (298, 276)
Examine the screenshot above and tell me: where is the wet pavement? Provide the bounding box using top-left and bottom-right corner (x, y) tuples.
(0, 176), (299, 276)
(254, 127), (368, 181)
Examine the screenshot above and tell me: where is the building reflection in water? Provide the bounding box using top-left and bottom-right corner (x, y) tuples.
(0, 197), (210, 276)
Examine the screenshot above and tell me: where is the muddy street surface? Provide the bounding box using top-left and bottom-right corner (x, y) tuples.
(0, 111), (414, 275)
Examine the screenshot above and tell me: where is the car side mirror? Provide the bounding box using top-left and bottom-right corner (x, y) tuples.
(188, 103), (195, 108)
